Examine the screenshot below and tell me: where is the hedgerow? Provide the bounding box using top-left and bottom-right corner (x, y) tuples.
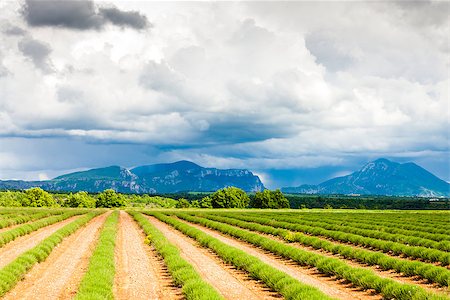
(128, 211), (223, 300)
(0, 211), (100, 296)
(144, 211), (333, 300)
(173, 213), (448, 300)
(75, 211), (119, 300)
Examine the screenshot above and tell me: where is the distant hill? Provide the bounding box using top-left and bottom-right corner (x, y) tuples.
(282, 158), (450, 197)
(0, 161), (265, 193)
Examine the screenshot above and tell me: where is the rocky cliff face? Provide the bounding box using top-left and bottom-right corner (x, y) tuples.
(0, 161), (265, 193)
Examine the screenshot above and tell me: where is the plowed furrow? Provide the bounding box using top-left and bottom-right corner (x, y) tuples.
(147, 216), (281, 300)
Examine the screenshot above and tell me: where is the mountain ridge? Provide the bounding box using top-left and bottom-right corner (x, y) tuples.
(0, 161), (264, 193)
(282, 158), (450, 197)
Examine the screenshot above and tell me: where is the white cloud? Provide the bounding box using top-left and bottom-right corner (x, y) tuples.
(0, 1), (448, 184)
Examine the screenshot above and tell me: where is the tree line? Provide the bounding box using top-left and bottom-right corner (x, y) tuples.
(0, 187), (290, 209)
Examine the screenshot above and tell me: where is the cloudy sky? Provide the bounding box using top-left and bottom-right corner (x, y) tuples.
(0, 0), (449, 188)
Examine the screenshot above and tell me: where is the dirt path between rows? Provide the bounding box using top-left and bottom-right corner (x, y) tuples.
(113, 211), (182, 300)
(2, 212), (108, 300)
(146, 215), (281, 300)
(0, 213), (63, 234)
(291, 240), (450, 297)
(178, 218), (382, 300)
(0, 220), (36, 234)
(0, 215), (81, 269)
(228, 216), (450, 269)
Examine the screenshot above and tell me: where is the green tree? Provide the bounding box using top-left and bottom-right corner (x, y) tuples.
(251, 189), (289, 209)
(96, 189), (127, 208)
(65, 191), (96, 208)
(191, 200), (200, 208)
(23, 187), (55, 207)
(0, 191), (22, 207)
(176, 198), (190, 208)
(200, 196), (213, 208)
(211, 187), (249, 208)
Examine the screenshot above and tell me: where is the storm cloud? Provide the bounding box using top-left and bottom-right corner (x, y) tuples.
(22, 0), (150, 30)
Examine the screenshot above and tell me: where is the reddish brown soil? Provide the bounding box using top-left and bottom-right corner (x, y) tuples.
(0, 215), (81, 269)
(2, 213), (108, 300)
(177, 218), (382, 300)
(113, 211), (182, 300)
(0, 220), (37, 234)
(146, 215), (282, 300)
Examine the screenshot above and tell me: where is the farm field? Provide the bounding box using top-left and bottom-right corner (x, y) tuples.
(0, 208), (449, 299)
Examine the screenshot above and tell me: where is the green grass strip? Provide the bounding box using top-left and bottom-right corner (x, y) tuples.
(279, 212), (450, 238)
(174, 213), (449, 300)
(145, 211), (334, 300)
(75, 211), (119, 300)
(220, 213), (450, 266)
(199, 213), (450, 287)
(0, 211), (100, 296)
(128, 211), (223, 300)
(0, 210), (64, 229)
(232, 212), (450, 251)
(0, 211), (84, 248)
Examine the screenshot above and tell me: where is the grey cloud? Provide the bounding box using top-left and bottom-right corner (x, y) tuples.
(57, 86), (84, 103)
(0, 64), (8, 77)
(0, 52), (8, 77)
(3, 24), (27, 36)
(22, 0), (150, 30)
(305, 32), (353, 72)
(202, 117), (295, 144)
(230, 18), (274, 47)
(22, 0), (103, 30)
(139, 61), (184, 93)
(18, 37), (53, 73)
(99, 7), (150, 30)
(393, 1), (449, 27)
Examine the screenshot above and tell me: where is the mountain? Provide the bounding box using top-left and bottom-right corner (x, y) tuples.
(282, 158), (450, 197)
(131, 160), (264, 193)
(0, 161), (265, 193)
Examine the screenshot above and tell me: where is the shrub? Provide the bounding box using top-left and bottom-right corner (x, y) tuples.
(65, 191), (96, 208)
(210, 187), (249, 208)
(0, 191), (22, 207)
(251, 189), (290, 209)
(200, 196), (213, 208)
(96, 189), (127, 208)
(23, 188), (55, 207)
(176, 198), (191, 208)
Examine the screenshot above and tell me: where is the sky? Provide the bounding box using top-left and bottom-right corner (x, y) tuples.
(0, 0), (449, 189)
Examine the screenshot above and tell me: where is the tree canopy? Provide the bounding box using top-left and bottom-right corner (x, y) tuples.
(210, 187), (249, 208)
(251, 189), (290, 209)
(23, 187), (55, 207)
(65, 191), (96, 208)
(96, 189), (127, 208)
